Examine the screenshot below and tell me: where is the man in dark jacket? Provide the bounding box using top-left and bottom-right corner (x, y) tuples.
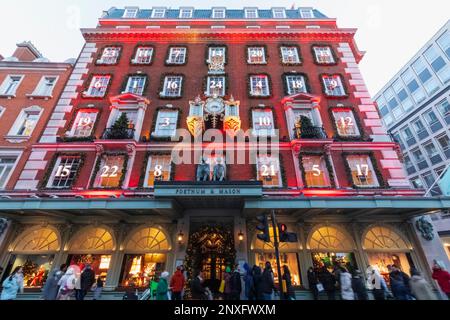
(261, 262), (276, 300)
(307, 267), (319, 300)
(351, 270), (369, 300)
(191, 271), (207, 300)
(318, 267), (336, 300)
(79, 264), (95, 300)
(230, 265), (242, 300)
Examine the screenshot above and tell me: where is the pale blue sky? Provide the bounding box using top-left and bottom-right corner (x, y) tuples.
(0, 0), (449, 94)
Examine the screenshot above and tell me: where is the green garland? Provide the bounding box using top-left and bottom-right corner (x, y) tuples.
(89, 152), (129, 190)
(298, 151), (336, 189)
(311, 44), (339, 66)
(164, 45), (189, 66)
(149, 106), (183, 142)
(281, 72), (311, 96)
(278, 43), (303, 66)
(58, 106), (102, 142)
(130, 43), (155, 66)
(137, 151), (176, 189)
(94, 45), (123, 66)
(318, 73), (349, 99)
(158, 73), (185, 100)
(328, 106), (371, 142)
(81, 73), (114, 100)
(245, 44), (269, 65)
(119, 73), (149, 96)
(39, 152), (86, 190)
(247, 73), (273, 99)
(204, 44), (229, 66)
(341, 151), (387, 189)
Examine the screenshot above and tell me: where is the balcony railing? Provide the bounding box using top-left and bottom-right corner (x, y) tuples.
(102, 128), (135, 140)
(295, 126), (328, 139)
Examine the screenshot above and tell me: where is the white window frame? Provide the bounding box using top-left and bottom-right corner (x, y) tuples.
(161, 76), (183, 97)
(247, 47), (266, 64)
(46, 156), (82, 189)
(423, 141), (439, 158)
(151, 8), (166, 18)
(250, 75), (270, 97)
(252, 109), (276, 137)
(124, 75), (147, 95)
(166, 47), (187, 65)
(212, 8), (226, 19)
(256, 155), (282, 188)
(143, 155), (172, 188)
(30, 76), (58, 97)
(0, 106), (4, 119)
(207, 47), (226, 64)
(285, 74), (307, 95)
(179, 8), (193, 19)
(313, 46), (335, 64)
(245, 8), (258, 19)
(322, 75), (346, 96)
(92, 154), (127, 189)
(301, 155), (331, 188)
(152, 109), (179, 138)
(332, 109), (361, 137)
(206, 76), (226, 97)
(299, 8), (315, 19)
(7, 105), (43, 137)
(281, 46), (301, 64)
(132, 47), (153, 64)
(97, 47), (121, 65)
(69, 110), (98, 137)
(272, 8), (286, 19)
(346, 155), (380, 188)
(85, 75), (111, 98)
(123, 7), (139, 18)
(0, 75), (24, 97)
(0, 150), (22, 190)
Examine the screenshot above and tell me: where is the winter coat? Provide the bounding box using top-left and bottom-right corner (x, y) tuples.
(244, 272), (255, 299)
(223, 272), (232, 294)
(318, 270), (336, 292)
(230, 271), (242, 295)
(191, 276), (206, 300)
(156, 278), (169, 300)
(57, 268), (77, 300)
(390, 274), (409, 300)
(253, 273), (264, 300)
(1, 274), (24, 300)
(42, 270), (64, 300)
(261, 268), (275, 294)
(340, 272), (355, 300)
(170, 270), (185, 293)
(410, 275), (437, 300)
(282, 272), (294, 299)
(351, 275), (369, 300)
(307, 270), (318, 287)
(80, 268), (95, 291)
(432, 269), (450, 293)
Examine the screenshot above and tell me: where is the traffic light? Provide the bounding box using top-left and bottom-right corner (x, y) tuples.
(256, 215), (270, 242)
(278, 223), (298, 243)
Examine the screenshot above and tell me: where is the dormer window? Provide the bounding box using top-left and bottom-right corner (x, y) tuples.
(299, 8), (314, 18)
(179, 8), (193, 19)
(151, 8), (166, 18)
(272, 8), (286, 18)
(123, 7), (139, 18)
(245, 8), (258, 19)
(212, 8), (226, 19)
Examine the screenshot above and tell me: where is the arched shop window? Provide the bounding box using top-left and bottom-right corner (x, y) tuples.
(363, 226), (414, 283)
(308, 226), (357, 273)
(120, 227), (170, 288)
(252, 227), (301, 286)
(3, 227), (60, 289)
(67, 227), (115, 282)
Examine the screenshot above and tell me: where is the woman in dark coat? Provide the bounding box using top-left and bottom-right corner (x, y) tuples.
(252, 266), (264, 300)
(191, 271), (207, 300)
(307, 267), (319, 300)
(318, 267), (336, 300)
(351, 270), (369, 300)
(281, 265), (294, 300)
(42, 264), (67, 300)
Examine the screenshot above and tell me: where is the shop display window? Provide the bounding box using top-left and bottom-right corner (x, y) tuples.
(5, 254), (54, 288)
(367, 252), (413, 285)
(255, 252), (301, 286)
(67, 254), (111, 281)
(311, 252), (357, 274)
(119, 254), (166, 288)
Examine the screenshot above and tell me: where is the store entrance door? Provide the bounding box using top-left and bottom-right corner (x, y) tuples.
(185, 225), (236, 294)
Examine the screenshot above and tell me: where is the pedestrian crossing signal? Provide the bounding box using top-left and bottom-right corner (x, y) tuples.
(278, 223), (298, 243)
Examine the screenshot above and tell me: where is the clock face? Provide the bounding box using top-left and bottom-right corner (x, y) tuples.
(205, 98), (225, 114)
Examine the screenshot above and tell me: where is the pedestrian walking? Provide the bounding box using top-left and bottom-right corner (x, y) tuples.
(366, 265), (387, 300)
(92, 276), (103, 300)
(230, 264), (242, 300)
(409, 268), (437, 300)
(57, 266), (77, 300)
(170, 266), (185, 300)
(339, 267), (355, 300)
(243, 263), (255, 300)
(79, 264), (95, 300)
(252, 265), (264, 300)
(307, 267), (319, 300)
(42, 264), (67, 300)
(191, 271), (207, 300)
(351, 270), (368, 300)
(156, 271), (170, 300)
(223, 266), (232, 300)
(1, 266), (24, 300)
(281, 265), (294, 300)
(261, 262), (276, 300)
(318, 266), (336, 300)
(431, 260), (450, 299)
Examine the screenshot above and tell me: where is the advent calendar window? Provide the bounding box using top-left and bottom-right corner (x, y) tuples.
(313, 46), (335, 64)
(144, 155), (172, 188)
(247, 47), (266, 64)
(70, 110), (98, 137)
(97, 47), (121, 65)
(206, 76), (226, 96)
(133, 47), (153, 64)
(280, 46), (301, 64)
(332, 109), (361, 137)
(285, 74), (308, 95)
(85, 75), (111, 97)
(93, 154), (127, 188)
(47, 156), (82, 189)
(252, 109), (275, 137)
(153, 110), (179, 137)
(257, 155), (282, 188)
(124, 75), (147, 95)
(249, 75), (270, 97)
(301, 155), (331, 187)
(166, 47), (187, 64)
(346, 155), (380, 187)
(322, 75), (346, 97)
(161, 76), (183, 97)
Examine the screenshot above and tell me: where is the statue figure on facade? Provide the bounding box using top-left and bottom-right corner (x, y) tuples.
(213, 157), (227, 182)
(196, 158), (210, 181)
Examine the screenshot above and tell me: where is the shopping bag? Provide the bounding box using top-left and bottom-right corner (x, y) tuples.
(316, 283), (324, 292)
(218, 280), (225, 293)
